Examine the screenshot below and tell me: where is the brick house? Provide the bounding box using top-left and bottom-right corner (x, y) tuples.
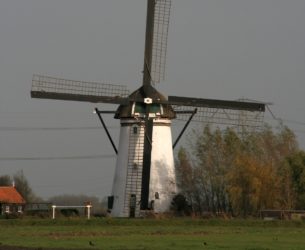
(0, 186), (26, 215)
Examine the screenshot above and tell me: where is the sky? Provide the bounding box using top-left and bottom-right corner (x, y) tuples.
(0, 0), (305, 200)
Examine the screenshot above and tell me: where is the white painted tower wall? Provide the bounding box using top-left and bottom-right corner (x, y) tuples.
(111, 118), (177, 217)
(150, 119), (177, 213)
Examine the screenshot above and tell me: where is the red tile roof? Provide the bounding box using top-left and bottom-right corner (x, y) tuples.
(0, 187), (26, 204)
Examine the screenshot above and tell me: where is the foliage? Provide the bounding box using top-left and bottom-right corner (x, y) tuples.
(0, 175), (12, 186)
(227, 153), (280, 216)
(176, 125), (300, 216)
(170, 194), (191, 216)
(13, 170), (39, 202)
(284, 151), (305, 209)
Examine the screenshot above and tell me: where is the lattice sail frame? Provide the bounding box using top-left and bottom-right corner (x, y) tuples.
(173, 105), (265, 131)
(31, 75), (130, 104)
(151, 0), (171, 83)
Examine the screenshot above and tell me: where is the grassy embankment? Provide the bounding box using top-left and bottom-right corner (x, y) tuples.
(0, 218), (305, 249)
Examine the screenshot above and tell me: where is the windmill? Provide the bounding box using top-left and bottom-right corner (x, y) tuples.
(31, 0), (265, 217)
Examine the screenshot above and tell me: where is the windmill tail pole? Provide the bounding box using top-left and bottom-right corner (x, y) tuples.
(173, 108), (198, 149)
(143, 0), (156, 87)
(95, 108), (118, 155)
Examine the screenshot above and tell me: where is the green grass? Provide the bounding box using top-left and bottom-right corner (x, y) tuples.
(0, 218), (305, 249)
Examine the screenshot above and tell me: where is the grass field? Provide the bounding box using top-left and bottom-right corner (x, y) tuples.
(0, 218), (305, 250)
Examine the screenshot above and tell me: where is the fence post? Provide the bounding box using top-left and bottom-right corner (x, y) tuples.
(86, 205), (92, 220)
(52, 205), (56, 219)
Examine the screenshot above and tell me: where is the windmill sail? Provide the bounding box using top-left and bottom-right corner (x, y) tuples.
(151, 0), (171, 83)
(168, 96), (265, 129)
(31, 74), (130, 104)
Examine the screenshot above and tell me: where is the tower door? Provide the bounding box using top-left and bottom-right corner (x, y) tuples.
(129, 194), (136, 218)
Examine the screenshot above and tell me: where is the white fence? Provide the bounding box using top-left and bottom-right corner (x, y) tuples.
(51, 205), (92, 219)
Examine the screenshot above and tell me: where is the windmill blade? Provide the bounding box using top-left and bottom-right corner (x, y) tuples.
(168, 96), (265, 111)
(168, 96), (265, 129)
(173, 105), (264, 129)
(150, 0), (171, 84)
(31, 74), (130, 104)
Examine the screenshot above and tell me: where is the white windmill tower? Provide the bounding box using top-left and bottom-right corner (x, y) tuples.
(31, 0), (265, 217)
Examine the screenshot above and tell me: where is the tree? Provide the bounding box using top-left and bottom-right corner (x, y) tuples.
(176, 148), (196, 210)
(227, 153), (280, 216)
(191, 126), (231, 213)
(13, 170), (38, 202)
(0, 175), (12, 186)
(285, 151), (305, 209)
(176, 124), (299, 216)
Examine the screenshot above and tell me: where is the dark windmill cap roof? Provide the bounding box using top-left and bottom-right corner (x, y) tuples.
(115, 85), (176, 119)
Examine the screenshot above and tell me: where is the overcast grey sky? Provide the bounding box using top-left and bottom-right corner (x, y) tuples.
(0, 0), (305, 200)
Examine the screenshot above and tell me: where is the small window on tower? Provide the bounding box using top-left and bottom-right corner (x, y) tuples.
(133, 163), (138, 169)
(155, 192), (160, 199)
(133, 126), (138, 134)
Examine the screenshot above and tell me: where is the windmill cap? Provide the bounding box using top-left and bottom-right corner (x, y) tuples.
(115, 85), (176, 119)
